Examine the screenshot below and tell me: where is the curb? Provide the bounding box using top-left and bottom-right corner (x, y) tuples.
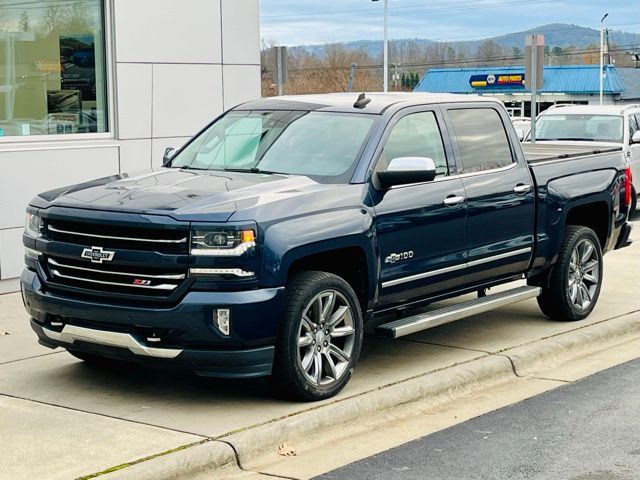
(96, 310), (640, 479)
(96, 441), (236, 480)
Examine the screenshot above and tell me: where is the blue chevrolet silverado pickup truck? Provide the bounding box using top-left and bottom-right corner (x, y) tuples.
(22, 93), (633, 401)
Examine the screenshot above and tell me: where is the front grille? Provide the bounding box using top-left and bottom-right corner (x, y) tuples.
(45, 255), (186, 298)
(46, 219), (189, 254)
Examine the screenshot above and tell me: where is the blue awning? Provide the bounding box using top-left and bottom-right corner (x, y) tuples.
(414, 65), (626, 95)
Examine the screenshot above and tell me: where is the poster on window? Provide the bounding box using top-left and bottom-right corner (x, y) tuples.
(60, 34), (97, 102)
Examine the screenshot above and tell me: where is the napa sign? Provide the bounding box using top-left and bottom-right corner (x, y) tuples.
(469, 73), (526, 89)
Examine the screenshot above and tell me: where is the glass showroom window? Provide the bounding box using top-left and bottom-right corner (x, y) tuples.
(0, 0), (107, 137)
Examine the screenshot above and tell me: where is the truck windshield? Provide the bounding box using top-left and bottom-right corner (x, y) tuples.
(170, 110), (376, 182)
(534, 114), (623, 143)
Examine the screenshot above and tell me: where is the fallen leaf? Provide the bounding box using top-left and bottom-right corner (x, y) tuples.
(0, 331), (10, 336)
(277, 443), (296, 457)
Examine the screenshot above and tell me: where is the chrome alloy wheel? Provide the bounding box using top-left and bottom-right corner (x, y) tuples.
(297, 290), (356, 387)
(568, 238), (600, 311)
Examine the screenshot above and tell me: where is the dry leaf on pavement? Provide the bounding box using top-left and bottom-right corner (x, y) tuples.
(277, 443), (296, 456)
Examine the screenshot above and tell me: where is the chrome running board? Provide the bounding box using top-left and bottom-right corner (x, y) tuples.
(41, 324), (183, 358)
(376, 285), (541, 339)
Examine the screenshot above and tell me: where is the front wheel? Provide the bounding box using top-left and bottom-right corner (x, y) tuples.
(536, 226), (603, 321)
(271, 271), (363, 401)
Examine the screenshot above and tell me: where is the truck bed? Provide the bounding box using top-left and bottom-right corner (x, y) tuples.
(522, 143), (622, 163)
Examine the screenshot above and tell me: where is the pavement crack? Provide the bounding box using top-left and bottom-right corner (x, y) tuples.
(531, 376), (572, 384)
(0, 392), (210, 439)
(398, 339), (491, 354)
(0, 351), (63, 366)
(217, 439), (301, 480)
(492, 353), (523, 378)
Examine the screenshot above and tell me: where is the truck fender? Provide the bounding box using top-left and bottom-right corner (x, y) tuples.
(260, 208), (377, 299)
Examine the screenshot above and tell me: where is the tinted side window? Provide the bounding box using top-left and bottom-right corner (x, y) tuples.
(380, 111), (448, 176)
(449, 108), (513, 173)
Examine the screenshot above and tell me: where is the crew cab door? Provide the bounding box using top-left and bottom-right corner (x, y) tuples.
(370, 108), (468, 308)
(628, 114), (640, 194)
(445, 105), (535, 284)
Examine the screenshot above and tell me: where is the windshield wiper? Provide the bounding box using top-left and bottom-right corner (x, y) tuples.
(223, 167), (285, 175)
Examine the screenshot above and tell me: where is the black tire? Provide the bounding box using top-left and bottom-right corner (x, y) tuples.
(67, 349), (131, 369)
(536, 226), (603, 321)
(271, 271), (363, 401)
(631, 187), (637, 218)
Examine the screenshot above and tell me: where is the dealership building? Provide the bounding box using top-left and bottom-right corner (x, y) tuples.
(0, 0), (261, 292)
(415, 65), (640, 117)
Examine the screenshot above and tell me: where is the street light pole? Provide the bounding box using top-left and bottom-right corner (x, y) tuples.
(600, 12), (608, 105)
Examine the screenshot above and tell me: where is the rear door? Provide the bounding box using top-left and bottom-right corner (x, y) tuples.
(372, 107), (468, 308)
(445, 105), (535, 284)
(628, 114), (640, 194)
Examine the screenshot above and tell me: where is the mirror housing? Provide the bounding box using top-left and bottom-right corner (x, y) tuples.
(162, 147), (176, 166)
(376, 157), (437, 189)
(632, 131), (640, 145)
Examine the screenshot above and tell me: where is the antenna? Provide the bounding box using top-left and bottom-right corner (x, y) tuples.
(354, 93), (371, 109)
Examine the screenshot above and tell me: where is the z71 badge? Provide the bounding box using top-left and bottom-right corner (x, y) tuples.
(385, 251), (414, 264)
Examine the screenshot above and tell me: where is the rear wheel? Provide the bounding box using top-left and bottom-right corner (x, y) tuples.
(536, 226), (603, 321)
(271, 271), (363, 401)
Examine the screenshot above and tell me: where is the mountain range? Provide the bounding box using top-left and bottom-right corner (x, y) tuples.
(291, 23), (640, 57)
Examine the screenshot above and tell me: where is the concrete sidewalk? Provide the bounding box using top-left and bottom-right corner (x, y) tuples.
(1, 228), (638, 480)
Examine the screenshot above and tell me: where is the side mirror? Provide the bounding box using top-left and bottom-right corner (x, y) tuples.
(376, 157), (437, 189)
(632, 131), (640, 145)
(162, 147), (176, 166)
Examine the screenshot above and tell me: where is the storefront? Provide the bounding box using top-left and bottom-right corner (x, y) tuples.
(0, 0), (261, 291)
(415, 65), (633, 117)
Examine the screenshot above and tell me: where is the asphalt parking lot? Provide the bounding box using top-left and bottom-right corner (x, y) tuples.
(1, 222), (639, 480)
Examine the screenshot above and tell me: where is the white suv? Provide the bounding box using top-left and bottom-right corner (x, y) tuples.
(531, 104), (640, 213)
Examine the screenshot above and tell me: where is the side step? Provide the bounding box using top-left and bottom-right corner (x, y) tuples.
(376, 285), (541, 339)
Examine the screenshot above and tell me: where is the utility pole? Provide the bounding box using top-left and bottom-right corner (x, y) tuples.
(347, 63), (356, 92)
(600, 13), (608, 105)
(372, 0), (389, 92)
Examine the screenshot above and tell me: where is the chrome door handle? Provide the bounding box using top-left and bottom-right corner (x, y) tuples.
(513, 184), (532, 194)
(444, 195), (465, 206)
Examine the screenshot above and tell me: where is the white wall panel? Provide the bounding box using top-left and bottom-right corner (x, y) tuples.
(151, 137), (191, 169)
(0, 144), (119, 229)
(221, 0), (260, 65)
(223, 65), (261, 110)
(116, 64), (153, 140)
(152, 64), (223, 138)
(119, 139), (152, 173)
(0, 228), (24, 280)
(113, 0), (222, 64)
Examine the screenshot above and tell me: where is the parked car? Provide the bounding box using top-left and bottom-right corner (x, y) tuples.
(22, 93), (633, 401)
(511, 116), (531, 141)
(529, 104), (640, 213)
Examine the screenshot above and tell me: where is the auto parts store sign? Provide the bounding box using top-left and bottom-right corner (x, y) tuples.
(469, 73), (525, 89)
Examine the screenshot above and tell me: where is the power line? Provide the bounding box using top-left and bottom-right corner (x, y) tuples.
(267, 44), (640, 74)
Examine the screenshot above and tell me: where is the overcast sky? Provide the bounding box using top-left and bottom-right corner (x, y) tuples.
(260, 0), (640, 46)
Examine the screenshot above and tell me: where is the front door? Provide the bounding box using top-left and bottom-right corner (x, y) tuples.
(445, 105), (535, 285)
(371, 108), (468, 309)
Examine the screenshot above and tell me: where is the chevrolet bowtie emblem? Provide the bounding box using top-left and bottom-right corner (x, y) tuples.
(81, 246), (116, 264)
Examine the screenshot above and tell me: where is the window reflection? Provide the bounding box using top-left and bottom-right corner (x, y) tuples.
(0, 0), (107, 138)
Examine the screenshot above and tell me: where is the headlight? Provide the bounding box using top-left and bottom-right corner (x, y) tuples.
(25, 213), (43, 238)
(190, 229), (256, 256)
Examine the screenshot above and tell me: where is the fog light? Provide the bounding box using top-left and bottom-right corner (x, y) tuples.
(215, 309), (231, 336)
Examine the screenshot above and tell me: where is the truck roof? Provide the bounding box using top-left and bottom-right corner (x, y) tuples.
(540, 104), (640, 116)
(236, 92), (500, 115)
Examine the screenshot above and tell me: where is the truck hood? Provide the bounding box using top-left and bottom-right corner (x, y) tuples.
(35, 168), (338, 222)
